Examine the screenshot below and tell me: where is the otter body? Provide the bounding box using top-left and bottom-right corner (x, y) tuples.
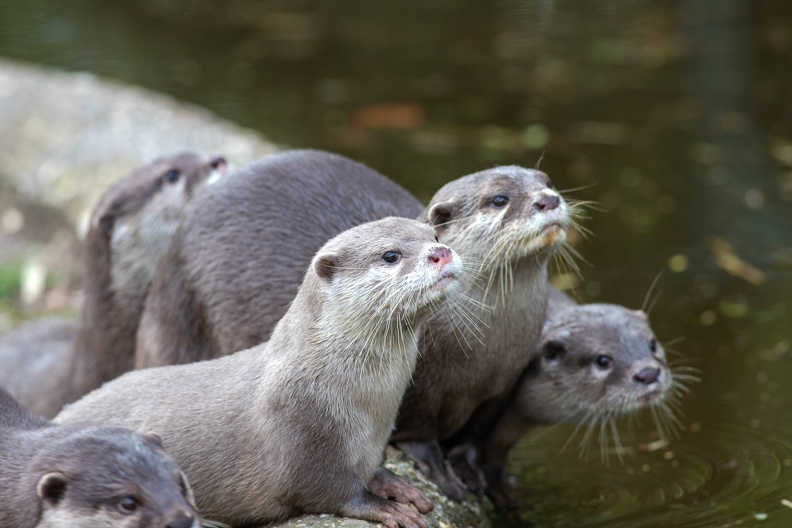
(0, 153), (225, 417)
(449, 286), (673, 507)
(58, 218), (461, 528)
(135, 149), (423, 367)
(133, 150), (573, 499)
(0, 387), (200, 528)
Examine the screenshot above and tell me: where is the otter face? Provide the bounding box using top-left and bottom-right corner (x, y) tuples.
(423, 166), (571, 263)
(35, 428), (200, 528)
(525, 304), (672, 423)
(313, 217), (463, 337)
(88, 153), (226, 305)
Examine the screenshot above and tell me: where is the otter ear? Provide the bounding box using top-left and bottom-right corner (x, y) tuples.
(314, 253), (338, 282)
(93, 212), (115, 238)
(426, 199), (455, 228)
(542, 340), (566, 361)
(37, 472), (68, 506)
(145, 431), (164, 447)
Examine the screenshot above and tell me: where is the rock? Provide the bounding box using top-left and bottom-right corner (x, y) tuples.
(0, 57), (277, 223)
(269, 447), (492, 528)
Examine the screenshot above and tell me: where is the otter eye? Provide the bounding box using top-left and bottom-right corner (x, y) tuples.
(435, 235), (439, 243)
(382, 251), (401, 264)
(543, 341), (565, 360)
(595, 355), (613, 370)
(164, 169), (181, 184)
(491, 195), (509, 208)
(118, 496), (139, 514)
(649, 339), (657, 353)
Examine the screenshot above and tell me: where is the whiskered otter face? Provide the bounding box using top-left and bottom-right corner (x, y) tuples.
(35, 428), (201, 528)
(423, 166), (571, 265)
(526, 304), (672, 423)
(313, 217), (463, 323)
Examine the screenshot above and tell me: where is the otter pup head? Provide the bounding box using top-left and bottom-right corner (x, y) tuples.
(420, 166), (571, 264)
(33, 427), (200, 528)
(311, 217), (463, 349)
(525, 304), (671, 423)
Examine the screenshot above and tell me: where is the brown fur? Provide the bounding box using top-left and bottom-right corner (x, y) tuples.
(135, 149), (424, 367)
(57, 218), (461, 528)
(0, 387), (200, 528)
(447, 287), (673, 507)
(133, 151), (571, 499)
(0, 153), (224, 418)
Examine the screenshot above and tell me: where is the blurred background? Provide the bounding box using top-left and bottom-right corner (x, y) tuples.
(1, 1), (792, 526)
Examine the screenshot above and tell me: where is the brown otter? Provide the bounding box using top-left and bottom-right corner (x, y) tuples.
(134, 149), (424, 367)
(446, 286), (676, 508)
(57, 218), (461, 528)
(0, 386), (201, 528)
(133, 150), (574, 500)
(0, 152), (226, 418)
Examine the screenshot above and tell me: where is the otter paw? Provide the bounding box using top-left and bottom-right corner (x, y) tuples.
(370, 467), (433, 514)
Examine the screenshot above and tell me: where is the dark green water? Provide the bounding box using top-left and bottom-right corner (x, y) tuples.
(2, 1), (792, 525)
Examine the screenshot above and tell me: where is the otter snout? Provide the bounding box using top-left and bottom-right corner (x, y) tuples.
(165, 510), (197, 528)
(428, 246), (453, 267)
(533, 194), (560, 212)
(634, 366), (662, 385)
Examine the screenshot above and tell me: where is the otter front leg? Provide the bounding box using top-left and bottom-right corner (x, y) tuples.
(339, 489), (428, 528)
(394, 440), (468, 501)
(446, 443), (486, 498)
(369, 467), (433, 513)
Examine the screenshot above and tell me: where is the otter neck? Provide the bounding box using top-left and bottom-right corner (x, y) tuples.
(66, 230), (144, 403)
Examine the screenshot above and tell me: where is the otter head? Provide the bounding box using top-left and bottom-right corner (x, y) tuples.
(420, 166), (570, 268)
(524, 304), (671, 424)
(311, 217), (462, 351)
(88, 153), (226, 308)
(33, 427), (201, 528)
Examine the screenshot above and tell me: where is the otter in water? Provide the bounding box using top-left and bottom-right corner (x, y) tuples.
(0, 153), (226, 418)
(58, 218), (462, 528)
(0, 386), (201, 528)
(132, 150), (575, 500)
(446, 286), (674, 508)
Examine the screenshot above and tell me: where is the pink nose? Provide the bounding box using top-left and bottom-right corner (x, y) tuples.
(428, 247), (453, 267)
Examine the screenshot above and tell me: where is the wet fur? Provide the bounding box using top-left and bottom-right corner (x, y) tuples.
(58, 218), (460, 527)
(0, 387), (200, 528)
(0, 153), (221, 418)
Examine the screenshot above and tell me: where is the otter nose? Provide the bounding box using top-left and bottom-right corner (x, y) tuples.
(533, 194), (560, 212)
(209, 156), (227, 171)
(428, 247), (453, 267)
(165, 511), (196, 528)
(634, 367), (661, 385)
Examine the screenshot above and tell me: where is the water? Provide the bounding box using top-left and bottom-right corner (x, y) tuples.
(2, 0), (792, 525)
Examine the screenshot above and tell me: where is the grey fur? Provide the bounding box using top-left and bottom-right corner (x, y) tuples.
(447, 286), (673, 507)
(0, 387), (200, 528)
(0, 153), (223, 417)
(135, 149), (424, 367)
(132, 150), (571, 500)
(57, 218), (461, 528)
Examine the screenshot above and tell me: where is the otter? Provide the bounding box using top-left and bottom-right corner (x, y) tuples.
(0, 152), (226, 418)
(57, 218), (461, 528)
(446, 286), (674, 508)
(133, 149), (574, 500)
(0, 386), (201, 528)
(134, 149), (424, 366)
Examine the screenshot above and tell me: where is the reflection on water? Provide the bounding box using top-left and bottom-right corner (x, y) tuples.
(1, 0), (792, 525)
